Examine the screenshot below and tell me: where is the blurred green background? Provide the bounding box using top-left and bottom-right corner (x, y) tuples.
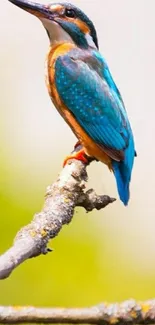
(0, 0), (155, 307)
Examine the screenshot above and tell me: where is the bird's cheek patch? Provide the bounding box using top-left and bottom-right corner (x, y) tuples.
(75, 19), (90, 34)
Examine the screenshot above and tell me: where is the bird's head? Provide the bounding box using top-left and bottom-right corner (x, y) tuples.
(9, 0), (99, 49)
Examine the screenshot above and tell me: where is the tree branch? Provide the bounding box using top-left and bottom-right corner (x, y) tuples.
(0, 300), (155, 324)
(0, 158), (115, 280)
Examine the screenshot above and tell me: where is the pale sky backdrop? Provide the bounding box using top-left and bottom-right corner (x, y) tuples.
(0, 0), (155, 278)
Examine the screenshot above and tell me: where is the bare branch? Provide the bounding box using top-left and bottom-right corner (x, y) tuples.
(0, 300), (155, 324)
(0, 159), (115, 280)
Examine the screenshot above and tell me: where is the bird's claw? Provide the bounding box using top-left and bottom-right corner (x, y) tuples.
(63, 148), (88, 167)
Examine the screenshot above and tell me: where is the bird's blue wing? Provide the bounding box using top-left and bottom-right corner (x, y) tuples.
(55, 50), (132, 161)
(93, 51), (125, 105)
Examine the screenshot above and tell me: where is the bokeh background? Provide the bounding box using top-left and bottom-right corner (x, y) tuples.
(0, 0), (155, 306)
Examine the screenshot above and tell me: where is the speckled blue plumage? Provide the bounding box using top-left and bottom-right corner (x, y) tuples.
(55, 48), (136, 205)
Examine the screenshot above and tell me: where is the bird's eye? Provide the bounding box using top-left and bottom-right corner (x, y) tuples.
(65, 8), (76, 18)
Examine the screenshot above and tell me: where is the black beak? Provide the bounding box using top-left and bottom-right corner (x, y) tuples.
(8, 0), (52, 19)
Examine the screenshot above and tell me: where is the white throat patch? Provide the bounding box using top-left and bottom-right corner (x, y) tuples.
(40, 18), (97, 49)
(85, 33), (97, 49)
(40, 18), (74, 45)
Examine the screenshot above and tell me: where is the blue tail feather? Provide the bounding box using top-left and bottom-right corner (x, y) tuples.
(112, 161), (130, 205)
(112, 135), (135, 206)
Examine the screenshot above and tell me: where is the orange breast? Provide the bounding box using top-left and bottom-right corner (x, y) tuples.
(45, 42), (112, 169)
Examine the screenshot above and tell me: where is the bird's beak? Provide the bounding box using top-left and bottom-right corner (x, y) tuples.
(8, 0), (52, 19)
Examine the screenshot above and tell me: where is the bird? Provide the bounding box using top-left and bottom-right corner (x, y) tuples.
(8, 0), (136, 205)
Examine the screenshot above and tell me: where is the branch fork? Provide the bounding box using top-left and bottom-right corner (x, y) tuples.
(0, 159), (115, 279)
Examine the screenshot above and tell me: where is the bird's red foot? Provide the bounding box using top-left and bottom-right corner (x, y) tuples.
(63, 148), (88, 167)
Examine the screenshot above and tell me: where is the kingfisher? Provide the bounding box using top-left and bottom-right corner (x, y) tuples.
(8, 0), (136, 205)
